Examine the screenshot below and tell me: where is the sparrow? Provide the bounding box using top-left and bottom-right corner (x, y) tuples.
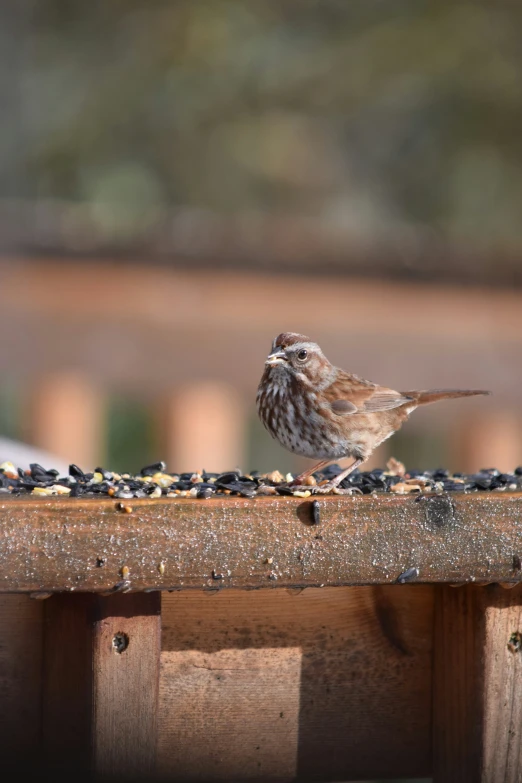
(256, 332), (490, 492)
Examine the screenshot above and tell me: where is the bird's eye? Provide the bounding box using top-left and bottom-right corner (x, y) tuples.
(297, 349), (308, 361)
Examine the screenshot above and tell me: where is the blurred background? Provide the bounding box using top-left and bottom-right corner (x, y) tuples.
(0, 0), (521, 477)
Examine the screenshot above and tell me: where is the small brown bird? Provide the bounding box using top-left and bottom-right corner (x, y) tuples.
(256, 333), (490, 493)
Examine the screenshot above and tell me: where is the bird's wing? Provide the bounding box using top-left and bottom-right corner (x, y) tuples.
(325, 372), (413, 415)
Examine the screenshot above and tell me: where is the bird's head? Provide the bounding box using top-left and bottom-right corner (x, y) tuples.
(264, 333), (330, 384)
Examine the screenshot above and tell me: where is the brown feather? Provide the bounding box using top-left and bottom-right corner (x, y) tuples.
(324, 371), (412, 414)
(257, 333), (491, 490)
(402, 389), (490, 406)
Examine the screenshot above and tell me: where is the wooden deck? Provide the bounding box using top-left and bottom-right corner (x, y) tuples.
(1, 493), (521, 781)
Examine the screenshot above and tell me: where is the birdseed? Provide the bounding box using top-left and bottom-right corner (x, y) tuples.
(1, 461), (521, 500)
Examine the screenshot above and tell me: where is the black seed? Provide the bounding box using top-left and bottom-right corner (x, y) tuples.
(397, 567), (419, 584)
(473, 477), (492, 490)
(311, 500), (321, 525)
(19, 479), (40, 490)
(216, 471), (241, 485)
(144, 484), (161, 495)
(69, 464), (85, 479)
(442, 482), (467, 491)
(30, 463), (56, 480)
(140, 461), (166, 476)
(197, 487), (214, 499)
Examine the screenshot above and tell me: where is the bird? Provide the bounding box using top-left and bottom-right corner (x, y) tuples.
(256, 332), (490, 493)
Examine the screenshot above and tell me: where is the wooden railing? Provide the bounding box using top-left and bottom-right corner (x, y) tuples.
(1, 493), (522, 781)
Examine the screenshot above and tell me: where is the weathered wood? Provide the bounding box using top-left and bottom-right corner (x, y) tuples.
(0, 596), (43, 768)
(158, 586), (433, 781)
(0, 494), (521, 591)
(43, 592), (161, 779)
(433, 584), (522, 782)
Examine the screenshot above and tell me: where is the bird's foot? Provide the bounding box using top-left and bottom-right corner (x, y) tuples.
(312, 483), (362, 495)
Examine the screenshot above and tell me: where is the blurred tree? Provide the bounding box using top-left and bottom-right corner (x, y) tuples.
(1, 0), (521, 255)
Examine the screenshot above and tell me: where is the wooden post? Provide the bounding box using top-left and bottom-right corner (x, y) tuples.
(25, 372), (104, 470)
(433, 584), (522, 782)
(452, 411), (522, 473)
(0, 596), (43, 773)
(43, 592), (161, 779)
(156, 382), (245, 473)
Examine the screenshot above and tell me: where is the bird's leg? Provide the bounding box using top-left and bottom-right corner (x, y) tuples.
(312, 458), (365, 494)
(290, 460), (332, 485)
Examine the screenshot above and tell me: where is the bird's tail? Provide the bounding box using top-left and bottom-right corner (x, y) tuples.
(403, 389), (490, 406)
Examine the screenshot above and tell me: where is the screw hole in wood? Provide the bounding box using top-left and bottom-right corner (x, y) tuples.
(112, 632), (129, 654)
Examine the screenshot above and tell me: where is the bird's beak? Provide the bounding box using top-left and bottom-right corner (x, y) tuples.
(265, 351), (287, 366)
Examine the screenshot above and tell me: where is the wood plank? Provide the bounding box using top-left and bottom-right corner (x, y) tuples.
(0, 494), (521, 591)
(433, 584), (522, 782)
(0, 595), (43, 769)
(43, 593), (94, 773)
(92, 592), (161, 778)
(43, 592), (161, 778)
(1, 262), (519, 405)
(158, 586), (433, 781)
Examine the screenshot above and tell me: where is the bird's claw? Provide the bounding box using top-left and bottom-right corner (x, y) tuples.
(311, 484), (361, 495)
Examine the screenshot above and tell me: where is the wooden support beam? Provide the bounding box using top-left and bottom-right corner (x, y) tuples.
(433, 584), (522, 782)
(0, 494), (521, 592)
(43, 592), (161, 779)
(25, 372), (104, 470)
(158, 586), (433, 781)
(157, 382), (246, 474)
(0, 596), (43, 772)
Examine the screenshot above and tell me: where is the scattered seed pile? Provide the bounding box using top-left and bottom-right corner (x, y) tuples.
(1, 458), (522, 499)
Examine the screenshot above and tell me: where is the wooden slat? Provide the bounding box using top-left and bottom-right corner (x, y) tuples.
(158, 586), (433, 781)
(25, 371), (104, 469)
(156, 382), (246, 474)
(0, 595), (43, 769)
(43, 592), (161, 779)
(0, 494), (521, 591)
(433, 584), (522, 782)
(92, 592), (161, 778)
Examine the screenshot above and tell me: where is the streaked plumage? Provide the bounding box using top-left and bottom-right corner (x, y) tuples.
(257, 332), (490, 491)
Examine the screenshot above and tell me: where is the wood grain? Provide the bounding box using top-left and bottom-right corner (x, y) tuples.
(92, 592), (161, 778)
(0, 595), (43, 768)
(158, 586), (433, 781)
(433, 584), (522, 782)
(0, 493), (521, 591)
(43, 592), (161, 779)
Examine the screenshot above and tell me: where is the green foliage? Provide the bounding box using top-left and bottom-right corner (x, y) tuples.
(0, 383), (21, 440)
(3, 0), (522, 250)
(105, 395), (155, 474)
